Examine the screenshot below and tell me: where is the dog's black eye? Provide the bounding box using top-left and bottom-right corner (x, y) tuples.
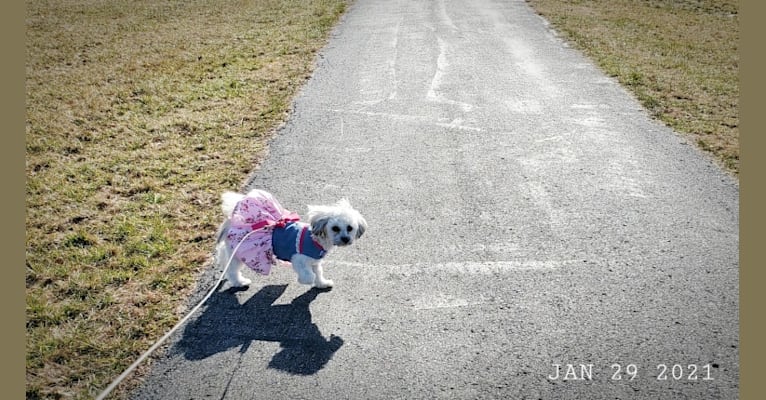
(347, 226), (353, 232)
(331, 226), (340, 233)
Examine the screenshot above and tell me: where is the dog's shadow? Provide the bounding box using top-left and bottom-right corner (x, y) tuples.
(175, 285), (343, 375)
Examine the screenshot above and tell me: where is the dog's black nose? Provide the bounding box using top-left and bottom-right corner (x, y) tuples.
(341, 236), (351, 244)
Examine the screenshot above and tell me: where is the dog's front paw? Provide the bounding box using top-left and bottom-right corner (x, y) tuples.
(314, 279), (334, 289)
(297, 271), (316, 285)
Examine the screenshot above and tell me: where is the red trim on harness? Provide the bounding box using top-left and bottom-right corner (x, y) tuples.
(298, 226), (325, 254)
(299, 226), (308, 253)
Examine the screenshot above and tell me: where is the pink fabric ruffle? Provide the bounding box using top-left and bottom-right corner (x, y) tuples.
(226, 190), (299, 275)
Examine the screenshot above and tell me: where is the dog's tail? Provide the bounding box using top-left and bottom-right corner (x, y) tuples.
(221, 191), (245, 218)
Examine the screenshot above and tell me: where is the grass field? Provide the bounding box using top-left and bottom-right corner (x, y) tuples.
(527, 0), (739, 173)
(26, 0), (738, 399)
(25, 0), (348, 398)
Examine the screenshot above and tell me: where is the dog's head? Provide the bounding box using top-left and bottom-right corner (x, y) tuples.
(307, 199), (367, 249)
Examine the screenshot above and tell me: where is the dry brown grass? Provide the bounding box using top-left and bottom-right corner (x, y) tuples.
(527, 0), (739, 173)
(26, 0), (348, 398)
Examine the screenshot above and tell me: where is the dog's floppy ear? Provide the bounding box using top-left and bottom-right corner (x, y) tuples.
(355, 214), (367, 239)
(338, 198), (367, 239)
(307, 206), (330, 238)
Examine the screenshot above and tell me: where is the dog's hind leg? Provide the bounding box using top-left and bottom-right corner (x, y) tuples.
(226, 263), (252, 287)
(218, 241), (251, 287)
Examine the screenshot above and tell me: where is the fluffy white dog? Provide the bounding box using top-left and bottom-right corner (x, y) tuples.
(217, 189), (367, 289)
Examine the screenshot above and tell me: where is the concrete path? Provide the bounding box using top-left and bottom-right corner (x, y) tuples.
(132, 0), (739, 398)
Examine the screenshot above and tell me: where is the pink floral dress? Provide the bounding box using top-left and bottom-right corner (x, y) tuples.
(225, 190), (300, 275)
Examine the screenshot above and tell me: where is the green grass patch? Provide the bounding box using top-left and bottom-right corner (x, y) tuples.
(527, 0), (739, 173)
(26, 0), (349, 398)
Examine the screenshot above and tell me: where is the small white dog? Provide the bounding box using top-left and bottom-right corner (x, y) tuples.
(217, 189), (367, 289)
